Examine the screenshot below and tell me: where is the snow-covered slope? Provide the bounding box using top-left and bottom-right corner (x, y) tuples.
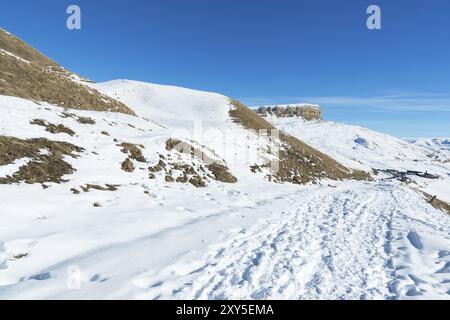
(268, 117), (447, 172)
(90, 80), (231, 124)
(88, 80), (281, 184)
(268, 117), (450, 203)
(406, 138), (450, 157)
(1, 92), (449, 300)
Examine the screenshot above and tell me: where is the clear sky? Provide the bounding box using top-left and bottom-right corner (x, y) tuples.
(1, 0), (449, 137)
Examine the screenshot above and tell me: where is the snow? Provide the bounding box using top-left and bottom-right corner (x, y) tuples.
(407, 138), (450, 157)
(269, 116), (450, 201)
(424, 180), (450, 204)
(0, 49), (31, 64)
(0, 82), (449, 300)
(89, 80), (272, 175)
(0, 158), (32, 178)
(90, 80), (231, 124)
(268, 117), (447, 172)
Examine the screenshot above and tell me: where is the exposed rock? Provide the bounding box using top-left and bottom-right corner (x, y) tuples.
(256, 105), (322, 121)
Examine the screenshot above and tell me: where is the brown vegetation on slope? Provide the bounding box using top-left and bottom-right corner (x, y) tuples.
(166, 138), (237, 184)
(30, 119), (75, 136)
(229, 100), (371, 184)
(0, 135), (84, 184)
(423, 192), (450, 215)
(0, 29), (135, 115)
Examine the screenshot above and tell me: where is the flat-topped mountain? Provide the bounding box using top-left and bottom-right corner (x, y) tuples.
(256, 104), (322, 120)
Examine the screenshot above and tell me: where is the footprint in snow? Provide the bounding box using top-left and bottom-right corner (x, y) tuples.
(436, 262), (450, 274)
(90, 273), (108, 283)
(407, 231), (424, 250)
(29, 272), (51, 281)
(405, 286), (423, 297)
(409, 274), (426, 284)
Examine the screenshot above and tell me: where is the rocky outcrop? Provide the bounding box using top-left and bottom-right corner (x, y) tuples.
(256, 104), (322, 121)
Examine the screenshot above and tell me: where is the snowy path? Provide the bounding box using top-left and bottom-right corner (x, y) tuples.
(1, 181), (449, 299)
(134, 183), (450, 300)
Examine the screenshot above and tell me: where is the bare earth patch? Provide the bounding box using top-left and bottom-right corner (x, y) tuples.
(423, 192), (450, 215)
(60, 111), (96, 125)
(80, 184), (120, 192)
(121, 158), (135, 172)
(0, 135), (84, 184)
(30, 119), (75, 136)
(229, 99), (371, 184)
(119, 142), (146, 163)
(165, 138), (237, 185)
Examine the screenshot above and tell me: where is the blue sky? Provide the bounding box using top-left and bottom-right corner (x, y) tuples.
(1, 0), (449, 137)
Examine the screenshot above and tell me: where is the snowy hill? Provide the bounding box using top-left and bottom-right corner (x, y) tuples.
(407, 138), (450, 157)
(90, 80), (231, 123)
(269, 116), (450, 204)
(0, 29), (450, 300)
(269, 117), (448, 171)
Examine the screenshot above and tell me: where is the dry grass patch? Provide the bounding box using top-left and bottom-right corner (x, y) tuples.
(30, 119), (75, 136)
(229, 99), (371, 184)
(60, 111), (95, 125)
(207, 163), (238, 183)
(0, 135), (84, 184)
(80, 184), (120, 192)
(121, 158), (135, 172)
(119, 142), (146, 162)
(423, 192), (450, 215)
(76, 116), (96, 125)
(0, 29), (135, 115)
(166, 138), (237, 184)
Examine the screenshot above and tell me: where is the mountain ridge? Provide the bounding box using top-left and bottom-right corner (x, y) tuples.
(0, 28), (135, 115)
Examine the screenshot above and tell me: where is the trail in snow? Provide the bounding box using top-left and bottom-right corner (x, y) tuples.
(133, 183), (450, 300)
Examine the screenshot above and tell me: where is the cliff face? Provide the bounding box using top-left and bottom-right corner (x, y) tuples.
(256, 104), (322, 121)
